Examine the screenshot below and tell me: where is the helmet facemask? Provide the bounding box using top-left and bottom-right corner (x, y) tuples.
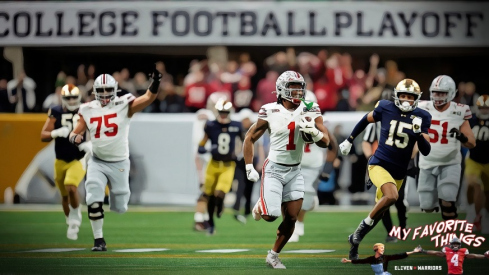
(95, 87), (115, 106)
(93, 74), (118, 106)
(61, 84), (82, 111)
(394, 79), (422, 112)
(450, 238), (461, 251)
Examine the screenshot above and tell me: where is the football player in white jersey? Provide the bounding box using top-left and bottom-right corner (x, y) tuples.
(243, 71), (331, 269)
(69, 68), (161, 251)
(417, 75), (475, 220)
(289, 90), (337, 243)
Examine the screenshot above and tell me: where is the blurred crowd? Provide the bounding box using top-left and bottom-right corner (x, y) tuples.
(0, 48), (483, 114)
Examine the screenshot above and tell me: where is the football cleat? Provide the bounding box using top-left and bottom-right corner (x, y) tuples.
(252, 201), (262, 221)
(91, 238), (107, 252)
(207, 226), (216, 236)
(66, 223), (80, 241)
(194, 222), (209, 232)
(266, 251), (286, 269)
(288, 233), (299, 243)
(348, 234), (359, 260)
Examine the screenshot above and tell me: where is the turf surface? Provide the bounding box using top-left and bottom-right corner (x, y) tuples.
(1, 208), (488, 274)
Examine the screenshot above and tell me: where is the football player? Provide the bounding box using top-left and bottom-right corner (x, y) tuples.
(342, 243), (422, 274)
(69, 67), (161, 251)
(197, 99), (243, 235)
(420, 237), (488, 275)
(41, 84), (91, 241)
(244, 71), (330, 269)
(339, 79), (432, 260)
(465, 95), (489, 233)
(417, 75), (475, 220)
(361, 89), (411, 243)
(289, 90), (337, 242)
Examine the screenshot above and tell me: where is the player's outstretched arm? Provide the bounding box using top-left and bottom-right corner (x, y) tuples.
(339, 111), (375, 155)
(466, 253), (487, 259)
(341, 258), (351, 263)
(41, 116), (59, 142)
(128, 67), (162, 117)
(69, 115), (87, 146)
(421, 249), (445, 257)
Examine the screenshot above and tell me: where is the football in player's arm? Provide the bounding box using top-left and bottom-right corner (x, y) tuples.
(40, 84), (90, 241)
(339, 79), (431, 260)
(68, 66), (161, 252)
(243, 71), (330, 269)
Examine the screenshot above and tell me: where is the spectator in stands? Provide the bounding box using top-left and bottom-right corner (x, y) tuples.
(158, 82), (187, 113)
(42, 85), (63, 112)
(255, 70), (278, 110)
(185, 70), (210, 112)
(119, 68), (136, 96)
(0, 78), (15, 112)
(7, 70), (36, 113)
(134, 72), (150, 96)
(233, 76), (253, 112)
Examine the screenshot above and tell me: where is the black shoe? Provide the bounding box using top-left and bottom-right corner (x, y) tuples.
(92, 238), (107, 252)
(352, 221), (371, 243)
(207, 226), (216, 236)
(348, 234), (359, 260)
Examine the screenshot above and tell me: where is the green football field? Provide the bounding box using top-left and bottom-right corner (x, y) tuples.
(1, 207), (488, 274)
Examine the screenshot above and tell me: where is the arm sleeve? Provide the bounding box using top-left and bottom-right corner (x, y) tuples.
(417, 113), (432, 156)
(351, 256), (374, 264)
(385, 253), (408, 261)
(347, 113), (370, 142)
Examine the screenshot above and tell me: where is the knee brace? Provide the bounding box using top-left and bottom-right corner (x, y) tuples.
(439, 199), (458, 220)
(197, 192), (209, 203)
(88, 202), (104, 220)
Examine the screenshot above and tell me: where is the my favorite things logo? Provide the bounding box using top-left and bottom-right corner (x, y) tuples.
(389, 220), (485, 248)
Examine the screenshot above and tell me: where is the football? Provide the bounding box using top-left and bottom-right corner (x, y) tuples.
(301, 131), (314, 143)
(485, 250), (489, 259)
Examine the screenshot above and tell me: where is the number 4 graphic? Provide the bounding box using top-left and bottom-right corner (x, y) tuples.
(90, 113), (118, 138)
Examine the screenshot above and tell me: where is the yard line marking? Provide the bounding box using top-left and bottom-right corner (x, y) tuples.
(282, 249), (335, 253)
(23, 248), (86, 253)
(195, 249), (250, 253)
(113, 248), (170, 253)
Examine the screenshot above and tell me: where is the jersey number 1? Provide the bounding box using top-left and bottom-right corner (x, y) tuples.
(287, 122), (296, 150)
(90, 113), (118, 138)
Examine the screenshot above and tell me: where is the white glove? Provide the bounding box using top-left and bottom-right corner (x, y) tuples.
(412, 117), (422, 134)
(51, 127), (70, 139)
(339, 140), (352, 155)
(78, 141), (92, 154)
(299, 116), (324, 142)
(246, 164), (260, 182)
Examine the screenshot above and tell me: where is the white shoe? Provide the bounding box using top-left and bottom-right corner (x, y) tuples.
(67, 222), (80, 240)
(266, 250), (286, 269)
(252, 201), (262, 221)
(295, 221), (304, 236)
(288, 233), (299, 243)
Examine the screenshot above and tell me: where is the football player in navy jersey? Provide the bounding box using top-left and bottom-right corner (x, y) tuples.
(197, 99), (243, 235)
(339, 79), (432, 260)
(40, 84), (92, 241)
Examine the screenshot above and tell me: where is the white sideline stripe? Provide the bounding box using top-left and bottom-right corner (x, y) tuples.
(282, 250), (335, 253)
(113, 248), (170, 253)
(196, 249), (250, 253)
(24, 248), (86, 253)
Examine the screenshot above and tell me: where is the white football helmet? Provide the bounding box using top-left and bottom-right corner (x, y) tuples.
(214, 98), (234, 124)
(276, 71), (306, 104)
(393, 78), (422, 112)
(93, 74), (118, 106)
(475, 95), (489, 119)
(429, 75), (456, 106)
(61, 84), (81, 111)
(449, 237), (462, 251)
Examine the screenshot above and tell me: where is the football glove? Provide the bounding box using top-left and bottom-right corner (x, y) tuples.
(299, 117), (324, 143)
(78, 141), (92, 154)
(449, 128), (468, 143)
(148, 65), (162, 94)
(412, 117), (422, 134)
(197, 146), (207, 154)
(51, 126), (70, 139)
(339, 140), (352, 155)
(246, 164), (260, 182)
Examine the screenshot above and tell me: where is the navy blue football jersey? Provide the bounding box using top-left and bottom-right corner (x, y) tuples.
(49, 105), (85, 162)
(369, 100), (432, 179)
(469, 116), (489, 164)
(204, 120), (243, 162)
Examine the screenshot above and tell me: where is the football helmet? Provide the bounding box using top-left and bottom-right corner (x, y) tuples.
(276, 71), (306, 105)
(475, 95), (489, 119)
(429, 75), (456, 106)
(393, 78), (422, 112)
(61, 84), (82, 111)
(214, 98), (233, 124)
(93, 74), (118, 106)
(449, 237), (462, 251)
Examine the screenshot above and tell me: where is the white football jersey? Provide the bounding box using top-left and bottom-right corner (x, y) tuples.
(79, 93), (135, 162)
(258, 101), (321, 165)
(418, 100), (472, 169)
